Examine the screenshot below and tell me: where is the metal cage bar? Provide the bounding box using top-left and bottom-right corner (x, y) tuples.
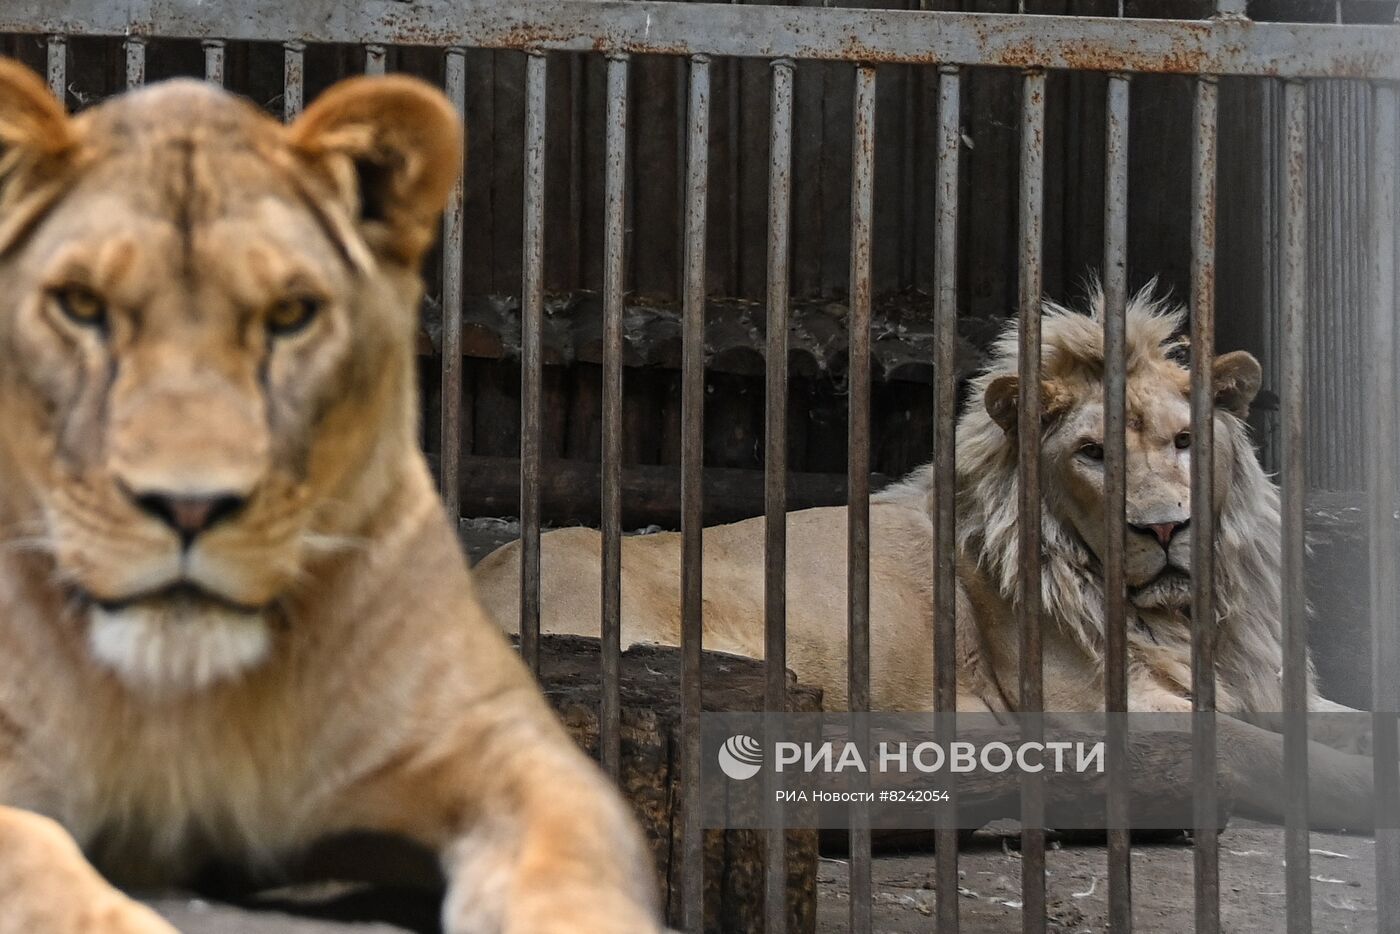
(1280, 77), (1312, 934)
(932, 62), (962, 934)
(679, 53), (711, 934)
(202, 38), (225, 86)
(1189, 72), (1222, 934)
(763, 54), (795, 934)
(5, 2), (1395, 78)
(1101, 70), (1132, 934)
(282, 41), (304, 120)
(1017, 67), (1047, 934)
(846, 62), (877, 934)
(600, 52), (630, 781)
(365, 43), (387, 75)
(124, 35), (145, 89)
(1369, 81), (1400, 934)
(519, 50), (547, 677)
(439, 47), (467, 523)
(45, 34), (65, 104)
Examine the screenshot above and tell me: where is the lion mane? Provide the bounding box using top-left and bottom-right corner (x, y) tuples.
(875, 289), (1292, 714)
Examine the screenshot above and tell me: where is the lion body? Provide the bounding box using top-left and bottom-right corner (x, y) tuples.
(478, 292), (1383, 829)
(478, 294), (1292, 716)
(0, 61), (658, 933)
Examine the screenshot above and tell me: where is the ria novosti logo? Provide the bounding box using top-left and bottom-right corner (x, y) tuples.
(717, 734), (764, 780)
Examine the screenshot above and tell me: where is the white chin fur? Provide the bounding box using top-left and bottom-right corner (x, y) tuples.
(88, 603), (272, 695)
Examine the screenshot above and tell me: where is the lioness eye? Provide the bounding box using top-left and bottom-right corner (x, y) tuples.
(267, 297), (321, 337)
(1175, 430), (1192, 450)
(1078, 441), (1104, 461)
(51, 286), (107, 329)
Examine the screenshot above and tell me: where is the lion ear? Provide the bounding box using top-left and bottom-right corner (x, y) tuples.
(0, 58), (76, 253)
(1212, 350), (1262, 418)
(288, 74), (463, 266)
(984, 375), (1068, 434)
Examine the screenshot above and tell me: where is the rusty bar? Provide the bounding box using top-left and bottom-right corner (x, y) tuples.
(4, 3), (1394, 79)
(365, 42), (387, 75)
(932, 63), (961, 934)
(1101, 70), (1132, 934)
(1189, 73), (1222, 934)
(1280, 77), (1312, 934)
(519, 50), (547, 677)
(1017, 68), (1047, 934)
(847, 62), (876, 934)
(680, 54), (711, 934)
(45, 35), (65, 104)
(763, 55), (795, 934)
(600, 52), (630, 781)
(124, 35), (145, 89)
(202, 38), (225, 86)
(283, 41), (304, 121)
(439, 47), (467, 525)
(1369, 81), (1400, 934)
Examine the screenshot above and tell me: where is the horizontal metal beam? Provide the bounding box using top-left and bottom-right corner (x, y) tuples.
(3, 0), (1397, 79)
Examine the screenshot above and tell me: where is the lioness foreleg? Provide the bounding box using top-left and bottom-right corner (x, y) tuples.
(349, 689), (662, 934)
(0, 805), (175, 934)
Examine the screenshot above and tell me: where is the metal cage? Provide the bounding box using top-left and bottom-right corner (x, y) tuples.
(3, 1), (1398, 932)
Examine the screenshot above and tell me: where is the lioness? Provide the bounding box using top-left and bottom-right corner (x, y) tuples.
(479, 290), (1381, 829)
(0, 61), (659, 932)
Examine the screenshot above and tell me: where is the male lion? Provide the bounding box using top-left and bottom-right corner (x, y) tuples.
(478, 290), (1381, 829)
(0, 61), (659, 932)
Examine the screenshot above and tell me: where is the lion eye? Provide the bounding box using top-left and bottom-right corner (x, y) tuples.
(266, 297), (322, 337)
(1078, 441), (1105, 462)
(1174, 430), (1192, 450)
(51, 286), (107, 330)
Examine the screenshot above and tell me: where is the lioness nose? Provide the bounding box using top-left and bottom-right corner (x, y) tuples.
(1132, 521), (1188, 548)
(132, 490), (247, 544)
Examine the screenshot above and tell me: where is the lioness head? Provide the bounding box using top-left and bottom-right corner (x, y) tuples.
(979, 291), (1263, 611)
(0, 61), (461, 693)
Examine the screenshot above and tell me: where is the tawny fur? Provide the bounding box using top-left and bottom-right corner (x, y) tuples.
(0, 59), (660, 934)
(478, 288), (1386, 830)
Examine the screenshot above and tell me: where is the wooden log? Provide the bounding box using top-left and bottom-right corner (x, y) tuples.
(533, 635), (823, 934)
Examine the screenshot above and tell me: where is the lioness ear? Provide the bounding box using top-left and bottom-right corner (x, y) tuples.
(0, 58), (76, 253)
(1212, 350), (1262, 417)
(288, 75), (463, 266)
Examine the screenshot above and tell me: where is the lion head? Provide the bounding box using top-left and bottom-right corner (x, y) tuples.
(880, 287), (1290, 712)
(0, 61), (461, 694)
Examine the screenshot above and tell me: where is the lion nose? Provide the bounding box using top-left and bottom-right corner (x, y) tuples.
(131, 490), (247, 544)
(1132, 520), (1188, 548)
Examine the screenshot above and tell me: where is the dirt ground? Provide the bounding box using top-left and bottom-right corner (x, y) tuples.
(141, 821), (1377, 933)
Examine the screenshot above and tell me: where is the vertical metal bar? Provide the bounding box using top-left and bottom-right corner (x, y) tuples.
(847, 63), (876, 934)
(440, 47), (467, 525)
(680, 54), (711, 934)
(520, 51), (548, 678)
(1101, 71), (1132, 934)
(283, 41), (305, 122)
(763, 55), (795, 934)
(45, 35), (65, 105)
(1214, 0), (1249, 16)
(1369, 81), (1400, 934)
(202, 39), (225, 86)
(932, 63), (962, 934)
(365, 43), (387, 76)
(1017, 68), (1047, 934)
(1189, 74), (1222, 934)
(600, 53), (630, 781)
(124, 36), (146, 89)
(1280, 77), (1312, 934)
